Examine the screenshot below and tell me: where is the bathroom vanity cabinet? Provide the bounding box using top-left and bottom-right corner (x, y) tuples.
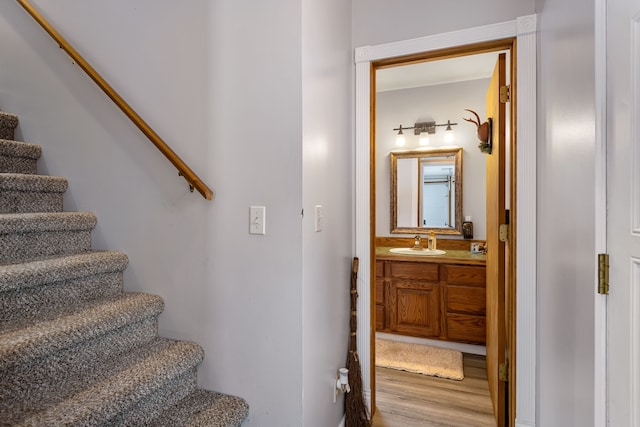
(375, 249), (486, 345)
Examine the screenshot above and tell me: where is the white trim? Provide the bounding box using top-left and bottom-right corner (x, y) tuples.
(632, 14), (640, 427)
(514, 15), (537, 427)
(594, 0), (608, 425)
(338, 414), (346, 427)
(631, 258), (640, 427)
(632, 13), (640, 236)
(354, 57), (373, 413)
(354, 14), (537, 426)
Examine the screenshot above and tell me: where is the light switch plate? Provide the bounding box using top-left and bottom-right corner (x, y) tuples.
(314, 205), (323, 232)
(249, 206), (266, 235)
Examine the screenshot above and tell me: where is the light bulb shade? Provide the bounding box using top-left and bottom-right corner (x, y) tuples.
(444, 129), (455, 143)
(395, 125), (407, 147)
(419, 135), (430, 146)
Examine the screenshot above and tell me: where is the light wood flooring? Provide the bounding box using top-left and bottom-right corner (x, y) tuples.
(372, 353), (495, 427)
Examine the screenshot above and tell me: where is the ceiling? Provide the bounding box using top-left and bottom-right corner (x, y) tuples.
(376, 51), (502, 92)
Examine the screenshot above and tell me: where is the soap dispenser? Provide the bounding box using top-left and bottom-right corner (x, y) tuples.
(427, 231), (437, 250)
(462, 216), (474, 239)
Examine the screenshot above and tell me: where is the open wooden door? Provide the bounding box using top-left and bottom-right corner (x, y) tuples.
(485, 53), (507, 426)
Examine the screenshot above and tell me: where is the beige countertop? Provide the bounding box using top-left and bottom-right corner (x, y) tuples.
(375, 246), (486, 266)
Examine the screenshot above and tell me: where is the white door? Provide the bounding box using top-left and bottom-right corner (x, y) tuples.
(607, 0), (640, 425)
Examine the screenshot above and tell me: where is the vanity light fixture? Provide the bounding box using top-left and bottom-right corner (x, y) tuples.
(393, 119), (458, 147)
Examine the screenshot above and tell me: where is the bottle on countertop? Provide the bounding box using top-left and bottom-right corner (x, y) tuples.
(427, 231), (437, 250)
(462, 216), (474, 239)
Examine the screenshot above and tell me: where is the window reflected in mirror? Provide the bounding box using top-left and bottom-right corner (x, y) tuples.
(390, 148), (463, 234)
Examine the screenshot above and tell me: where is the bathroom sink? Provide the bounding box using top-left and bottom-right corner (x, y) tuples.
(389, 248), (446, 256)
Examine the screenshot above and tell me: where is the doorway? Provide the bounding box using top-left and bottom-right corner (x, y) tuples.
(353, 15), (537, 427)
(371, 45), (511, 426)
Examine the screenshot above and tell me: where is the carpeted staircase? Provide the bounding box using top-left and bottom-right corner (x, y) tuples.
(0, 111), (249, 426)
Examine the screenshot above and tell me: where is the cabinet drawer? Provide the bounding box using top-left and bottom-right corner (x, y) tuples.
(375, 279), (385, 305)
(447, 313), (486, 344)
(446, 285), (486, 315)
(445, 265), (486, 285)
(390, 262), (439, 281)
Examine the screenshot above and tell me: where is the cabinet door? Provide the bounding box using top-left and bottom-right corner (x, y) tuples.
(375, 261), (386, 331)
(388, 280), (441, 338)
(375, 278), (385, 330)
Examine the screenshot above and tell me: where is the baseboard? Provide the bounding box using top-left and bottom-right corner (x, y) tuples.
(375, 332), (486, 356)
(338, 414), (345, 427)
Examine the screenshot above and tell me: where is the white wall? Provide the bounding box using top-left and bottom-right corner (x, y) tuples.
(375, 80), (488, 239)
(0, 1), (350, 425)
(352, 0), (535, 47)
(301, 0), (352, 426)
(535, 0), (596, 425)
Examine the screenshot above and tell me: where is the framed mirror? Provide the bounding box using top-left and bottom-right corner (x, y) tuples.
(390, 147), (463, 234)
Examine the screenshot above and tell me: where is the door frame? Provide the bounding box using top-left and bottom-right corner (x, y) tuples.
(354, 15), (537, 426)
(594, 0), (607, 425)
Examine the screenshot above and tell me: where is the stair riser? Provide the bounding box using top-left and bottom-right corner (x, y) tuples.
(0, 271), (124, 324)
(0, 190), (63, 214)
(0, 128), (15, 141)
(0, 317), (159, 424)
(0, 230), (91, 263)
(110, 368), (198, 426)
(0, 156), (37, 174)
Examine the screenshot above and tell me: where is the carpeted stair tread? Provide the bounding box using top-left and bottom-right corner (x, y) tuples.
(0, 211), (96, 234)
(0, 251), (128, 293)
(0, 292), (164, 366)
(13, 339), (204, 427)
(1, 337), (194, 425)
(0, 139), (41, 160)
(0, 112), (18, 140)
(0, 251), (129, 324)
(1, 333), (167, 424)
(149, 389), (250, 427)
(0, 139), (41, 175)
(0, 212), (96, 263)
(0, 173), (67, 193)
(0, 173), (67, 213)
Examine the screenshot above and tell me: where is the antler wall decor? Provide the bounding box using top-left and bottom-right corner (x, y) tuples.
(464, 109), (493, 154)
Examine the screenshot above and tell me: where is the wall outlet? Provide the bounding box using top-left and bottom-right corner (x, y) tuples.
(249, 206), (266, 235)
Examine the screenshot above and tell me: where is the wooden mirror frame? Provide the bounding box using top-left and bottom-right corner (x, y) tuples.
(390, 147), (463, 235)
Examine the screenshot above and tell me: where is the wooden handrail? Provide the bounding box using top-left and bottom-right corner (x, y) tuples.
(16, 0), (214, 200)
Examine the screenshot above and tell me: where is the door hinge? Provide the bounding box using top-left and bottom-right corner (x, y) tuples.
(598, 253), (609, 295)
(500, 85), (510, 103)
(499, 224), (509, 242)
(499, 362), (509, 382)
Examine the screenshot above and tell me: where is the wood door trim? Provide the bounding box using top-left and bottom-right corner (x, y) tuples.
(371, 42), (514, 426)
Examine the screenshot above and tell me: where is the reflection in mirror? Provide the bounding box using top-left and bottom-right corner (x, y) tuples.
(390, 148), (463, 234)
